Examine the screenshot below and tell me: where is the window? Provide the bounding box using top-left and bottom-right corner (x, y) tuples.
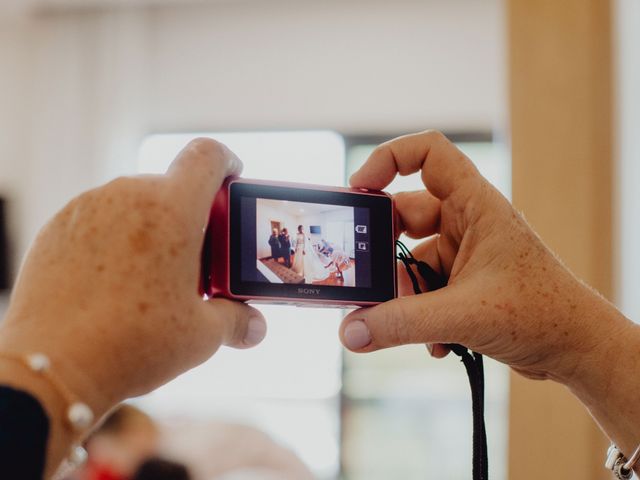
(341, 136), (510, 480)
(138, 131), (346, 479)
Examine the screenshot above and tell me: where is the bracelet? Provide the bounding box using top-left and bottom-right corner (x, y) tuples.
(0, 352), (94, 431)
(0, 352), (94, 475)
(605, 444), (640, 479)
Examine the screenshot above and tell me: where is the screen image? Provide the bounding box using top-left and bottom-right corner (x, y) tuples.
(254, 199), (361, 287)
(230, 182), (392, 301)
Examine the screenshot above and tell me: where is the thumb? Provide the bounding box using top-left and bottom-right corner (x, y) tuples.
(203, 298), (267, 349)
(339, 287), (472, 352)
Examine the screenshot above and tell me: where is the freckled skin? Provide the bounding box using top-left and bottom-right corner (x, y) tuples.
(341, 130), (637, 386)
(339, 132), (640, 467)
(137, 302), (150, 314)
(0, 139), (267, 477)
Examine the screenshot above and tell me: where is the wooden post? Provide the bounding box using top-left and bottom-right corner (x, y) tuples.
(508, 1), (613, 478)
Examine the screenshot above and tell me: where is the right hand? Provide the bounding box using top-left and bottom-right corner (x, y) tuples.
(339, 131), (633, 386)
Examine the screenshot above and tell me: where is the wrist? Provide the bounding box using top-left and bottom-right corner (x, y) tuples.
(543, 279), (631, 389)
(0, 319), (115, 420)
(0, 358), (76, 478)
(563, 303), (640, 457)
(563, 303), (635, 394)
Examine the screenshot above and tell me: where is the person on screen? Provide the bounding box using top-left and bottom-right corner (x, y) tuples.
(305, 248), (330, 282)
(328, 249), (350, 283)
(318, 239), (333, 257)
(291, 225), (305, 275)
(279, 228), (291, 268)
(268, 228), (281, 260)
(296, 228), (330, 283)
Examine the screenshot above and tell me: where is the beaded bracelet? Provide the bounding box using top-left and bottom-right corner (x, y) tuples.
(606, 444), (640, 479)
(0, 352), (94, 476)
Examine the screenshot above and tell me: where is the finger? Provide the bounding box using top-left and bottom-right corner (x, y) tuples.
(426, 343), (451, 358)
(396, 237), (451, 358)
(394, 190), (441, 239)
(202, 298), (267, 349)
(339, 287), (472, 352)
(397, 235), (443, 297)
(166, 138), (243, 218)
(349, 130), (480, 200)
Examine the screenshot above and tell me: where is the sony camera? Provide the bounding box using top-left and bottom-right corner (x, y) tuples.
(202, 178), (397, 307)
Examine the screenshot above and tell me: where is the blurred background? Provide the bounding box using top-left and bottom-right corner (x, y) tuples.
(0, 1), (638, 479)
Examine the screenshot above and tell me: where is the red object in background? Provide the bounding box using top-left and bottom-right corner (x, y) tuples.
(81, 461), (128, 480)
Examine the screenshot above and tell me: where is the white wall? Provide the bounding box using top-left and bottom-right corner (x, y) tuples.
(0, 0), (505, 277)
(0, 10), (151, 275)
(615, 0), (640, 320)
(321, 208), (355, 255)
(147, 0), (505, 133)
(0, 20), (37, 279)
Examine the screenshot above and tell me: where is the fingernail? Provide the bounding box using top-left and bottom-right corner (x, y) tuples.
(344, 320), (372, 350)
(426, 343), (434, 356)
(244, 317), (267, 346)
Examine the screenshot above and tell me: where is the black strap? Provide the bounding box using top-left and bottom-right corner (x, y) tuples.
(397, 240), (488, 480)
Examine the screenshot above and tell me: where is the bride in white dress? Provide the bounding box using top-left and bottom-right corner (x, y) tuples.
(291, 225), (330, 282)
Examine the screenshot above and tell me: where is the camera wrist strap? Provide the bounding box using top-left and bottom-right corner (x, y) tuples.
(396, 240), (488, 480)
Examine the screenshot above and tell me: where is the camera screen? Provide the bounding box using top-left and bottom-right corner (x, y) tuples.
(226, 180), (395, 304)
(244, 198), (371, 288)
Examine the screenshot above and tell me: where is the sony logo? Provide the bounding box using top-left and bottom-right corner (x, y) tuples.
(298, 287), (321, 295)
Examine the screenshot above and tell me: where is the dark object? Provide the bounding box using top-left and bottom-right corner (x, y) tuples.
(309, 225), (321, 234)
(396, 240), (488, 480)
(0, 198), (11, 290)
(133, 458), (191, 480)
(268, 234), (281, 258)
(278, 231), (291, 267)
(0, 386), (50, 480)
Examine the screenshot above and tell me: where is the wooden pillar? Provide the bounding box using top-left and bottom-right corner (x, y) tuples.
(508, 1), (613, 479)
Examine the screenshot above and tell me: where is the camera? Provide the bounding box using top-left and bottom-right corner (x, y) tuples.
(202, 177), (397, 307)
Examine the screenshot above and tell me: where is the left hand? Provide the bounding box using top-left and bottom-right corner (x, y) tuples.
(0, 138), (267, 417)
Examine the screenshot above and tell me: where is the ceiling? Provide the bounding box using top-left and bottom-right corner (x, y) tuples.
(2, 0), (402, 16)
(1, 0), (244, 16)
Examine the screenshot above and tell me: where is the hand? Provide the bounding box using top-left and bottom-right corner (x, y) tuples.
(339, 131), (634, 386)
(0, 138), (267, 416)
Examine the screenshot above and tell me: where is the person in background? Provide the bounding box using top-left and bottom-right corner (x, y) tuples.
(291, 225), (305, 275)
(70, 405), (159, 480)
(278, 228), (291, 267)
(132, 459), (191, 480)
(267, 228), (280, 261)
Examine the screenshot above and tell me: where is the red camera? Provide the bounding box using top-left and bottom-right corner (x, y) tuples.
(201, 178), (397, 307)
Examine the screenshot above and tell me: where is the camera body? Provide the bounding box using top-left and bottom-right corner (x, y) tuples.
(202, 177), (397, 307)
